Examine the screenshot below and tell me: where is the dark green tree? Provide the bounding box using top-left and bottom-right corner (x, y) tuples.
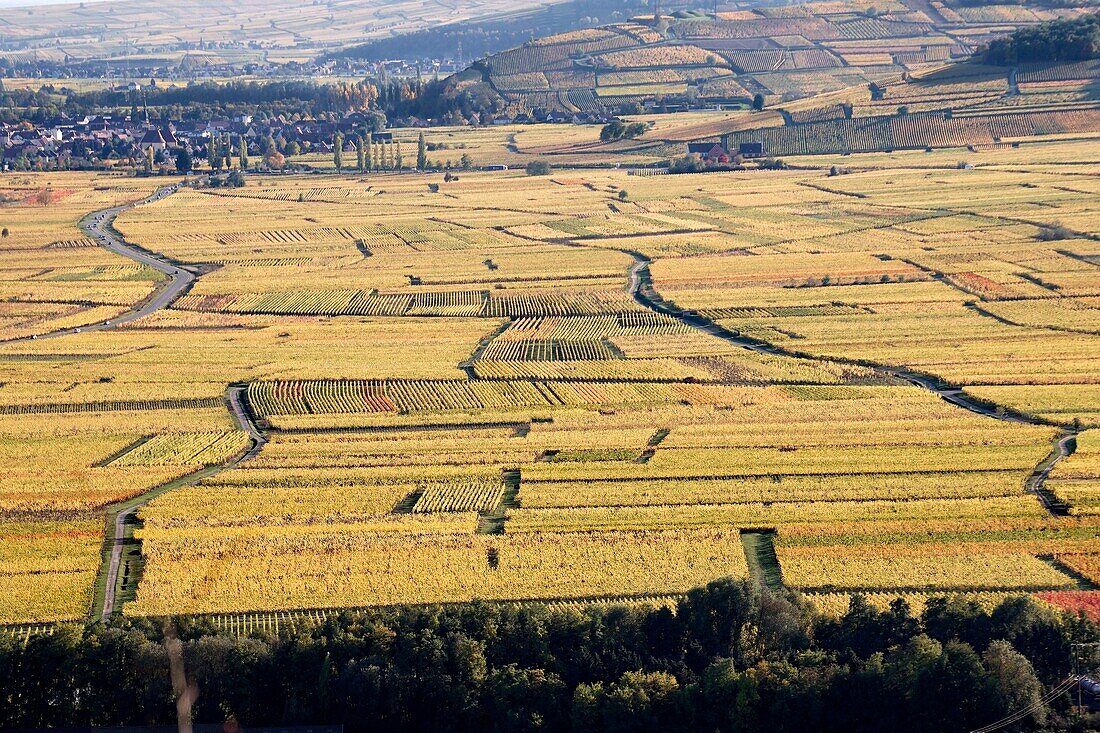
(175, 147), (193, 173)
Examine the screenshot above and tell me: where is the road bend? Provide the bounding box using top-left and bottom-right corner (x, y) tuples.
(5, 182), (192, 345)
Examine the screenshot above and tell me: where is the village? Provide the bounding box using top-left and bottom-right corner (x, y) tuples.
(0, 106), (627, 171)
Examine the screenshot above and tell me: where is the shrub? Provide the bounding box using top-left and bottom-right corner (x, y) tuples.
(668, 154), (706, 174)
(600, 121), (647, 141)
(1036, 224), (1073, 241)
(525, 160), (551, 176)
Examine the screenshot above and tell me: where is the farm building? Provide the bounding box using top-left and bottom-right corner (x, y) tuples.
(686, 142), (730, 163)
(738, 141), (766, 158)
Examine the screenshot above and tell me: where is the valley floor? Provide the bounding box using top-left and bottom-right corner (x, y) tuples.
(1, 138), (1099, 628)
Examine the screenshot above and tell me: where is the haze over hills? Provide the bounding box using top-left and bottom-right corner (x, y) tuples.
(0, 0), (577, 65)
(0, 0), (111, 6)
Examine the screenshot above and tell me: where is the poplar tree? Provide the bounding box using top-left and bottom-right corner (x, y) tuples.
(207, 136), (220, 171)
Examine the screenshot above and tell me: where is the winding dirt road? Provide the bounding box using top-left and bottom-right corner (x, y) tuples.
(3, 183), (273, 618)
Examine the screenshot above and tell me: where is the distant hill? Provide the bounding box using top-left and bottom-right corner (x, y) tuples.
(458, 0), (1096, 117)
(0, 0), (572, 66)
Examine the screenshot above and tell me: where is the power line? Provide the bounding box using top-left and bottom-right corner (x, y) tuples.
(971, 662), (1100, 733)
(971, 675), (1078, 733)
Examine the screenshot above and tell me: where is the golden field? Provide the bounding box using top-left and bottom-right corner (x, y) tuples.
(1, 137), (1098, 624)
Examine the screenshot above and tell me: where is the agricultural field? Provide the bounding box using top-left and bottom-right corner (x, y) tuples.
(0, 174), (166, 341)
(648, 145), (1100, 426)
(1, 139), (1098, 626)
(719, 58), (1100, 157)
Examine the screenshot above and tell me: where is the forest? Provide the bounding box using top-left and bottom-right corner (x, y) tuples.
(2, 580), (1097, 733)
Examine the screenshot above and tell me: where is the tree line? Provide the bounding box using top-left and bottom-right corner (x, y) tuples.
(985, 12), (1100, 64)
(2, 579), (1097, 733)
(0, 77), (473, 127)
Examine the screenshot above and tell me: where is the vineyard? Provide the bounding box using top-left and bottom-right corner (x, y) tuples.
(2, 146), (1099, 626)
(412, 478), (506, 513)
(109, 432), (250, 467)
(174, 288), (647, 318)
(722, 108), (1100, 156)
(463, 0), (1093, 122)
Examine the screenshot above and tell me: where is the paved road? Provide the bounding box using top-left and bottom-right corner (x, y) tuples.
(626, 252), (1078, 514)
(228, 384), (269, 455)
(6, 183), (192, 345)
(628, 255), (1046, 424)
(1025, 431), (1079, 515)
(57, 185), (270, 618)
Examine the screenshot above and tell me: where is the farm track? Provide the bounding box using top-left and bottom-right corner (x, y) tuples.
(4, 183), (192, 345)
(620, 250), (1077, 516)
(741, 531), (784, 591)
(97, 385), (267, 619)
(0, 182), (271, 618)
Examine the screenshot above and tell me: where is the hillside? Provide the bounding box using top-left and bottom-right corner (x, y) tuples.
(0, 0), (570, 66)
(467, 0), (1096, 117)
(715, 56), (1100, 154)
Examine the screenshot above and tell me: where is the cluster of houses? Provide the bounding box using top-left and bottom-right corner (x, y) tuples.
(490, 110), (616, 126)
(0, 105), (620, 170)
(686, 140), (765, 164)
(0, 111), (403, 170)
